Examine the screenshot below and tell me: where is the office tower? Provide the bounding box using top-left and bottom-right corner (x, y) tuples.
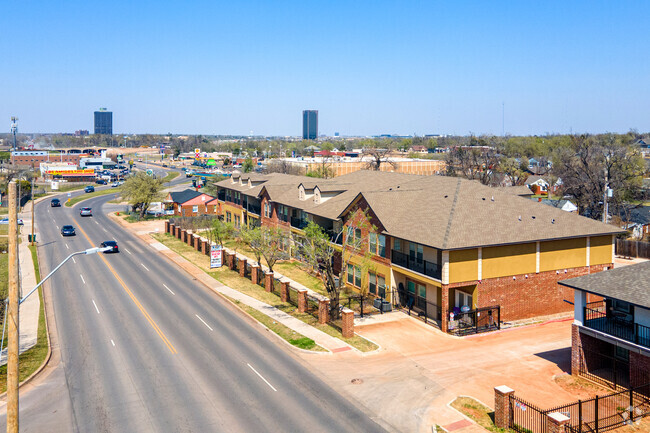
(302, 110), (318, 140)
(94, 108), (113, 135)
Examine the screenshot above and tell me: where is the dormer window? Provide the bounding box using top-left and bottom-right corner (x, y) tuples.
(299, 185), (305, 200)
(314, 189), (321, 204)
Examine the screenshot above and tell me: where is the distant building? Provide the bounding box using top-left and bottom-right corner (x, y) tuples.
(94, 108), (113, 135)
(302, 110), (318, 140)
(75, 130), (89, 136)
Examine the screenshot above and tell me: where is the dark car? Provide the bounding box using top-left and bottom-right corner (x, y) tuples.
(80, 207), (92, 217)
(85, 186), (95, 193)
(95, 179), (107, 185)
(100, 240), (119, 253)
(50, 198), (61, 207)
(61, 225), (75, 236)
(162, 164), (168, 167)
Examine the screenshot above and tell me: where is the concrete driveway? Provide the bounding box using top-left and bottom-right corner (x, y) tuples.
(301, 313), (595, 433)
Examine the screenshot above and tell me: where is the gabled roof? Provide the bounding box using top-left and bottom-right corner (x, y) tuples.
(168, 189), (203, 205)
(344, 175), (623, 250)
(524, 175), (549, 186)
(559, 261), (650, 309)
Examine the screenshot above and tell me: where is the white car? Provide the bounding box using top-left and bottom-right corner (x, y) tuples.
(0, 218), (24, 225)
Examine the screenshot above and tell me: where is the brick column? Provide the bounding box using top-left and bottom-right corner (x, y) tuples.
(226, 252), (234, 270)
(494, 386), (514, 429)
(441, 284), (450, 333)
(571, 324), (581, 376)
(318, 299), (330, 324)
(265, 271), (274, 292)
(250, 264), (259, 284)
(280, 281), (290, 302)
(186, 231), (193, 246)
(202, 240), (209, 255)
(546, 412), (569, 433)
(175, 226), (181, 239)
(342, 308), (354, 338)
(297, 289), (308, 312)
(194, 235), (201, 250)
(238, 258), (247, 277)
(165, 221), (170, 233)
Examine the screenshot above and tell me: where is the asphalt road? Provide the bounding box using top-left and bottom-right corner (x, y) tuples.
(0, 178), (389, 432)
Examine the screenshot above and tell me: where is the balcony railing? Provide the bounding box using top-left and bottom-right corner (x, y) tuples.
(278, 214), (289, 223)
(327, 230), (343, 245)
(217, 191), (225, 201)
(247, 203), (261, 215)
(290, 217), (308, 229)
(391, 250), (441, 280)
(584, 303), (650, 348)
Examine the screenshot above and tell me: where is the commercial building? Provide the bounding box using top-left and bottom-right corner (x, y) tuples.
(561, 261), (650, 389)
(271, 156), (446, 177)
(11, 150), (91, 169)
(213, 171), (622, 333)
(94, 108), (113, 135)
(302, 110), (318, 140)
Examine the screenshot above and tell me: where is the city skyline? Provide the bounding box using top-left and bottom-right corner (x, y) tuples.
(2, 1), (649, 137)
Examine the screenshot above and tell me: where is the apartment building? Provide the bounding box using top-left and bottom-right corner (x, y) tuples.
(215, 171), (623, 331)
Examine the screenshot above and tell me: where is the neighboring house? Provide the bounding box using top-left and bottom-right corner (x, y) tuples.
(408, 145), (428, 154)
(540, 199), (578, 213)
(524, 175), (550, 194)
(215, 171), (623, 333)
(560, 261), (650, 389)
(164, 189), (216, 217)
(625, 206), (650, 239)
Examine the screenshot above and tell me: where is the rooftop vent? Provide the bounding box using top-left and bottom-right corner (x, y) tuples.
(482, 197), (486, 201)
(491, 196), (494, 201)
(551, 218), (555, 224)
(531, 216), (536, 219)
(518, 215), (522, 221)
(444, 195), (448, 198)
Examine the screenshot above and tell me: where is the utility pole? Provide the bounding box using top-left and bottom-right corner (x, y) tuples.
(31, 175), (35, 246)
(7, 181), (19, 433)
(602, 165), (609, 224)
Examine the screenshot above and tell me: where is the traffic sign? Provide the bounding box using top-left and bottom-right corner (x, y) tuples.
(146, 169), (154, 176)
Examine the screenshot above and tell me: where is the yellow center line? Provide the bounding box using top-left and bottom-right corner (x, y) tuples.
(76, 222), (177, 354)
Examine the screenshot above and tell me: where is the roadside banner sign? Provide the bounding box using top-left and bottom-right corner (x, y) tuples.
(210, 244), (222, 268)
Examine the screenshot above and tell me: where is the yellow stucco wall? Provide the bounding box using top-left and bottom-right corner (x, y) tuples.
(540, 238), (587, 272)
(590, 235), (613, 265)
(482, 243), (536, 279)
(449, 249), (479, 283)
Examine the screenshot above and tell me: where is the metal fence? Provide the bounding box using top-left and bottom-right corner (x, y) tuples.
(616, 239), (650, 259)
(388, 288), (441, 325)
(448, 306), (500, 336)
(510, 383), (650, 433)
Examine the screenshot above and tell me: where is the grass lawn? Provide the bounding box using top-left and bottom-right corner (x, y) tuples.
(450, 397), (511, 433)
(0, 251), (7, 300)
(162, 171), (180, 183)
(0, 225), (7, 236)
(65, 187), (122, 207)
(0, 245), (48, 393)
(152, 232), (377, 352)
(0, 207), (8, 215)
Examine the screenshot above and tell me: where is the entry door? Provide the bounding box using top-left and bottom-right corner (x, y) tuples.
(455, 291), (472, 310)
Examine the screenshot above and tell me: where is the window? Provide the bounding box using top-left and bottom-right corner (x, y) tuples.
(377, 275), (386, 298)
(226, 211), (231, 223)
(368, 272), (386, 297)
(369, 233), (377, 254)
(394, 238), (401, 252)
(192, 205), (198, 213)
(369, 233), (387, 257)
(369, 271), (377, 295)
(355, 228), (361, 243)
(263, 202), (270, 218)
(417, 284), (426, 299)
(455, 290), (472, 310)
(347, 264), (362, 287)
(234, 215), (241, 229)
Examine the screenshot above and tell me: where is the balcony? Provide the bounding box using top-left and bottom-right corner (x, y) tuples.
(217, 190), (225, 201)
(278, 214), (289, 223)
(326, 230), (343, 245)
(290, 217), (308, 229)
(247, 203), (261, 215)
(391, 250), (441, 280)
(584, 302), (650, 348)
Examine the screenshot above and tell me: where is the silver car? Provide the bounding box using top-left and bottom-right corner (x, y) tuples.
(79, 207), (92, 217)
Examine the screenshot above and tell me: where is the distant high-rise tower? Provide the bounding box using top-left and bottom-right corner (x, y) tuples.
(94, 108), (113, 135)
(302, 110), (318, 140)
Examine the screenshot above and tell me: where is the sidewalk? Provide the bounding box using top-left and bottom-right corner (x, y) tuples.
(0, 203), (41, 365)
(116, 217), (354, 353)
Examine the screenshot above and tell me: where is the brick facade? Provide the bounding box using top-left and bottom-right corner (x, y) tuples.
(630, 351), (650, 388)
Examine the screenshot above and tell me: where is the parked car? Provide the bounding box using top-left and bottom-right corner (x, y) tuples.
(0, 218), (24, 225)
(95, 179), (107, 185)
(85, 186), (95, 193)
(79, 207), (92, 217)
(111, 182), (120, 187)
(61, 225), (75, 236)
(50, 198), (61, 207)
(162, 164), (168, 167)
(100, 240), (119, 253)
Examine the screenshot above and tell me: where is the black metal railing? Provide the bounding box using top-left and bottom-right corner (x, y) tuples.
(584, 303), (650, 348)
(278, 213), (289, 223)
(391, 250), (441, 280)
(448, 305), (500, 336)
(290, 217), (308, 229)
(389, 288), (441, 325)
(327, 230), (343, 245)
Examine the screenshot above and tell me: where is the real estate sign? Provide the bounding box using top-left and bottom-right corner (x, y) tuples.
(210, 244), (222, 268)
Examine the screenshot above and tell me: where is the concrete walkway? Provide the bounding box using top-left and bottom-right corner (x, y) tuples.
(116, 219), (355, 353)
(0, 203), (41, 365)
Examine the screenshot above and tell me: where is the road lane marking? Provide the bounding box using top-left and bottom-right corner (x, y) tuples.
(111, 340), (115, 347)
(102, 228), (108, 233)
(92, 299), (100, 314)
(80, 274), (85, 284)
(74, 223), (177, 354)
(56, 225), (59, 230)
(72, 257), (76, 264)
(124, 248), (132, 255)
(65, 243), (69, 249)
(95, 221), (99, 225)
(247, 364), (277, 392)
(195, 314), (213, 331)
(141, 263), (149, 272)
(163, 284), (175, 295)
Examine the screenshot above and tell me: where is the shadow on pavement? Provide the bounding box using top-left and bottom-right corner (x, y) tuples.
(533, 347), (571, 373)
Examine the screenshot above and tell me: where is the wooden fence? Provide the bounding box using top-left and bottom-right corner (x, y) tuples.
(616, 239), (650, 259)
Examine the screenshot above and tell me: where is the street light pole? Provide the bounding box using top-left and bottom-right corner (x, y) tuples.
(31, 175), (35, 246)
(7, 181), (19, 433)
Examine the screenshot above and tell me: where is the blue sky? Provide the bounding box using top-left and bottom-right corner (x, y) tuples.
(2, 1), (649, 136)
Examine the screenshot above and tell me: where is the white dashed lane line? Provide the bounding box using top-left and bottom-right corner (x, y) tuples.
(111, 340), (115, 347)
(141, 263), (150, 272)
(124, 248), (132, 255)
(163, 284), (175, 295)
(247, 364), (277, 392)
(80, 274), (85, 284)
(195, 315), (213, 331)
(92, 300), (100, 314)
